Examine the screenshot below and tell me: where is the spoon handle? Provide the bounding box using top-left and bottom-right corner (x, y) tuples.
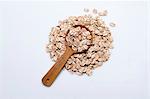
(42, 46), (74, 87)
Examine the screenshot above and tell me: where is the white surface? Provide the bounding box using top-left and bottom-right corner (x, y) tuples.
(0, 1), (149, 99)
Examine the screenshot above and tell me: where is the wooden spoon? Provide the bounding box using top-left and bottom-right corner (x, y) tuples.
(42, 45), (75, 87)
(42, 26), (92, 87)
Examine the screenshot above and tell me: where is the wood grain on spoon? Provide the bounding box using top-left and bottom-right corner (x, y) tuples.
(42, 46), (74, 87)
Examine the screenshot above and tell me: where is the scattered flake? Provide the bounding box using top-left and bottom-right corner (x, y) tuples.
(84, 8), (89, 13)
(109, 22), (116, 27)
(93, 9), (98, 14)
(98, 10), (108, 16)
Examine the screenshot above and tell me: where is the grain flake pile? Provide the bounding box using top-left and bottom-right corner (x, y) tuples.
(46, 8), (115, 76)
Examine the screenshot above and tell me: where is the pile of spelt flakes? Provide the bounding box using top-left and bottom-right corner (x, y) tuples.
(46, 9), (115, 76)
